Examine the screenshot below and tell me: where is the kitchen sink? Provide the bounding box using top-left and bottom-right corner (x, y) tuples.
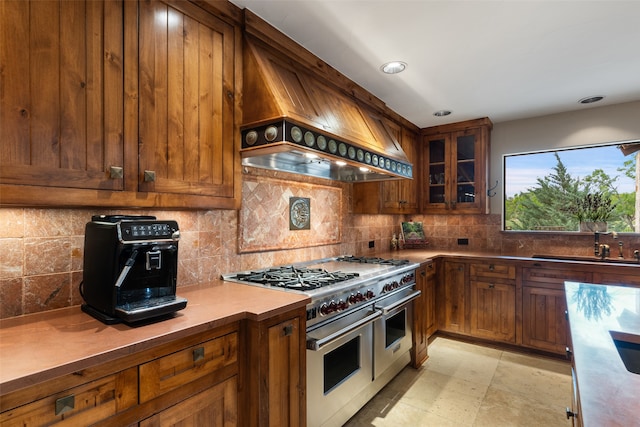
(532, 254), (640, 265)
(610, 331), (640, 374)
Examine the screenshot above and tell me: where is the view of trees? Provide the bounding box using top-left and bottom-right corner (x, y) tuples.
(505, 152), (636, 232)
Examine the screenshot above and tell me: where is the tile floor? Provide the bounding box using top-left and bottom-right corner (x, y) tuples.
(344, 336), (572, 427)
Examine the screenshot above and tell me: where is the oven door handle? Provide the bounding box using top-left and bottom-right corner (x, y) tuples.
(307, 310), (382, 351)
(375, 290), (422, 315)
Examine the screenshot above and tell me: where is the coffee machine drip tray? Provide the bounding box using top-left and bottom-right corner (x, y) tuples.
(115, 296), (188, 323)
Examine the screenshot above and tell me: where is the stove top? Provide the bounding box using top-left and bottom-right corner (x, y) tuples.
(223, 256), (420, 328)
(335, 256), (411, 266)
(232, 266), (360, 291)
(223, 256), (416, 294)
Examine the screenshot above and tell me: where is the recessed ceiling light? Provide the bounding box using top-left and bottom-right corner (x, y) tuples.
(433, 110), (452, 117)
(579, 95), (604, 104)
(380, 61), (407, 74)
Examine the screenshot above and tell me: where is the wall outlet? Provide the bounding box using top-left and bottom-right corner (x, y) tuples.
(458, 238), (469, 245)
(368, 240), (375, 248)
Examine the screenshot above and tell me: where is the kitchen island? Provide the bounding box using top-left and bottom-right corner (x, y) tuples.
(565, 282), (640, 427)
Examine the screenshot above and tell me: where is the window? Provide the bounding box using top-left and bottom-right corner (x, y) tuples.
(503, 141), (639, 233)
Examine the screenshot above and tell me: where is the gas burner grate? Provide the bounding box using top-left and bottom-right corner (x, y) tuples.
(336, 256), (410, 266)
(233, 266), (359, 290)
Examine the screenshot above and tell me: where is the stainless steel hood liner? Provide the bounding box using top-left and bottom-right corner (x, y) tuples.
(241, 120), (413, 182)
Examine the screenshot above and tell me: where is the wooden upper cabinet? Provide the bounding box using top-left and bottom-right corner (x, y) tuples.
(136, 0), (237, 198)
(352, 123), (419, 214)
(0, 0), (241, 209)
(421, 118), (492, 214)
(0, 0), (124, 191)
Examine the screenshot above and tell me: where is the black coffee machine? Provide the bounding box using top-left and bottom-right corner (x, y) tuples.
(81, 215), (187, 324)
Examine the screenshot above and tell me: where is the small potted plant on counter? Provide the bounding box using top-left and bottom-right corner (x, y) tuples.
(571, 192), (616, 232)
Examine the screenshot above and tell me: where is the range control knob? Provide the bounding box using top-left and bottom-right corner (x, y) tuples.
(328, 301), (337, 312)
(365, 289), (375, 299)
(319, 303), (330, 316)
(348, 294), (358, 305)
(338, 299), (348, 311)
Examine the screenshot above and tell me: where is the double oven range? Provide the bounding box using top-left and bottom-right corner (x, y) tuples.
(223, 256), (420, 427)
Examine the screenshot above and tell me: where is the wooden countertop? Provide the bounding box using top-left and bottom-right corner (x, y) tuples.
(565, 282), (640, 426)
(0, 280), (309, 395)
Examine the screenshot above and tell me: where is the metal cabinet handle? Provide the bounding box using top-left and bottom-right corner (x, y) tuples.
(109, 166), (123, 179)
(566, 346), (573, 360)
(489, 264), (495, 271)
(55, 395), (75, 416)
(488, 283), (495, 289)
(144, 170), (156, 182)
(193, 347), (205, 363)
(283, 324), (294, 336)
(566, 407), (576, 419)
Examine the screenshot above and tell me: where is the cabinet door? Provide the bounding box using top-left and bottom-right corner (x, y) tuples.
(412, 264), (429, 367)
(470, 280), (516, 343)
(266, 317), (302, 427)
(422, 133), (449, 210)
(380, 126), (419, 213)
(522, 286), (569, 354)
(425, 261), (437, 337)
(137, 0), (236, 198)
(421, 119), (491, 214)
(0, 0), (124, 191)
(439, 261), (466, 333)
(449, 128), (486, 213)
(140, 376), (237, 427)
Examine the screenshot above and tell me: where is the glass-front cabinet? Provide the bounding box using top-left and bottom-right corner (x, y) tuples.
(421, 118), (492, 214)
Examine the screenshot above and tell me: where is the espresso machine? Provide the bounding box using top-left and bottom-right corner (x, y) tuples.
(81, 215), (187, 324)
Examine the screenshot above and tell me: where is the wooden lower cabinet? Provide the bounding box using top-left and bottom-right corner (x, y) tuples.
(140, 376), (237, 427)
(0, 368), (138, 426)
(243, 308), (306, 427)
(1, 310), (307, 427)
(425, 261), (438, 338)
(439, 260), (466, 333)
(522, 286), (569, 354)
(412, 261), (436, 367)
(521, 266), (592, 355)
(469, 280), (516, 343)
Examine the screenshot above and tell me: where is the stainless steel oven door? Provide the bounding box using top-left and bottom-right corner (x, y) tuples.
(306, 306), (380, 427)
(373, 287), (421, 379)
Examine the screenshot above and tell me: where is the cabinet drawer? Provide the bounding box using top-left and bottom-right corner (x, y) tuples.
(0, 368), (137, 426)
(470, 262), (515, 280)
(139, 332), (238, 403)
(523, 267), (592, 289)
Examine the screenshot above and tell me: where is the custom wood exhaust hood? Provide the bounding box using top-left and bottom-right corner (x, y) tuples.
(240, 22), (413, 182)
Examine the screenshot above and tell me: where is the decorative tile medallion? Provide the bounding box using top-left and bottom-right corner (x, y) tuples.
(289, 197), (310, 230)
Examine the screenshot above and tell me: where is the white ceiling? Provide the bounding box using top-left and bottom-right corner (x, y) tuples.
(229, 0), (640, 128)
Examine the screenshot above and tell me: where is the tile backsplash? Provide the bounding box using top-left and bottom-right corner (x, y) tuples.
(2, 174), (640, 319)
